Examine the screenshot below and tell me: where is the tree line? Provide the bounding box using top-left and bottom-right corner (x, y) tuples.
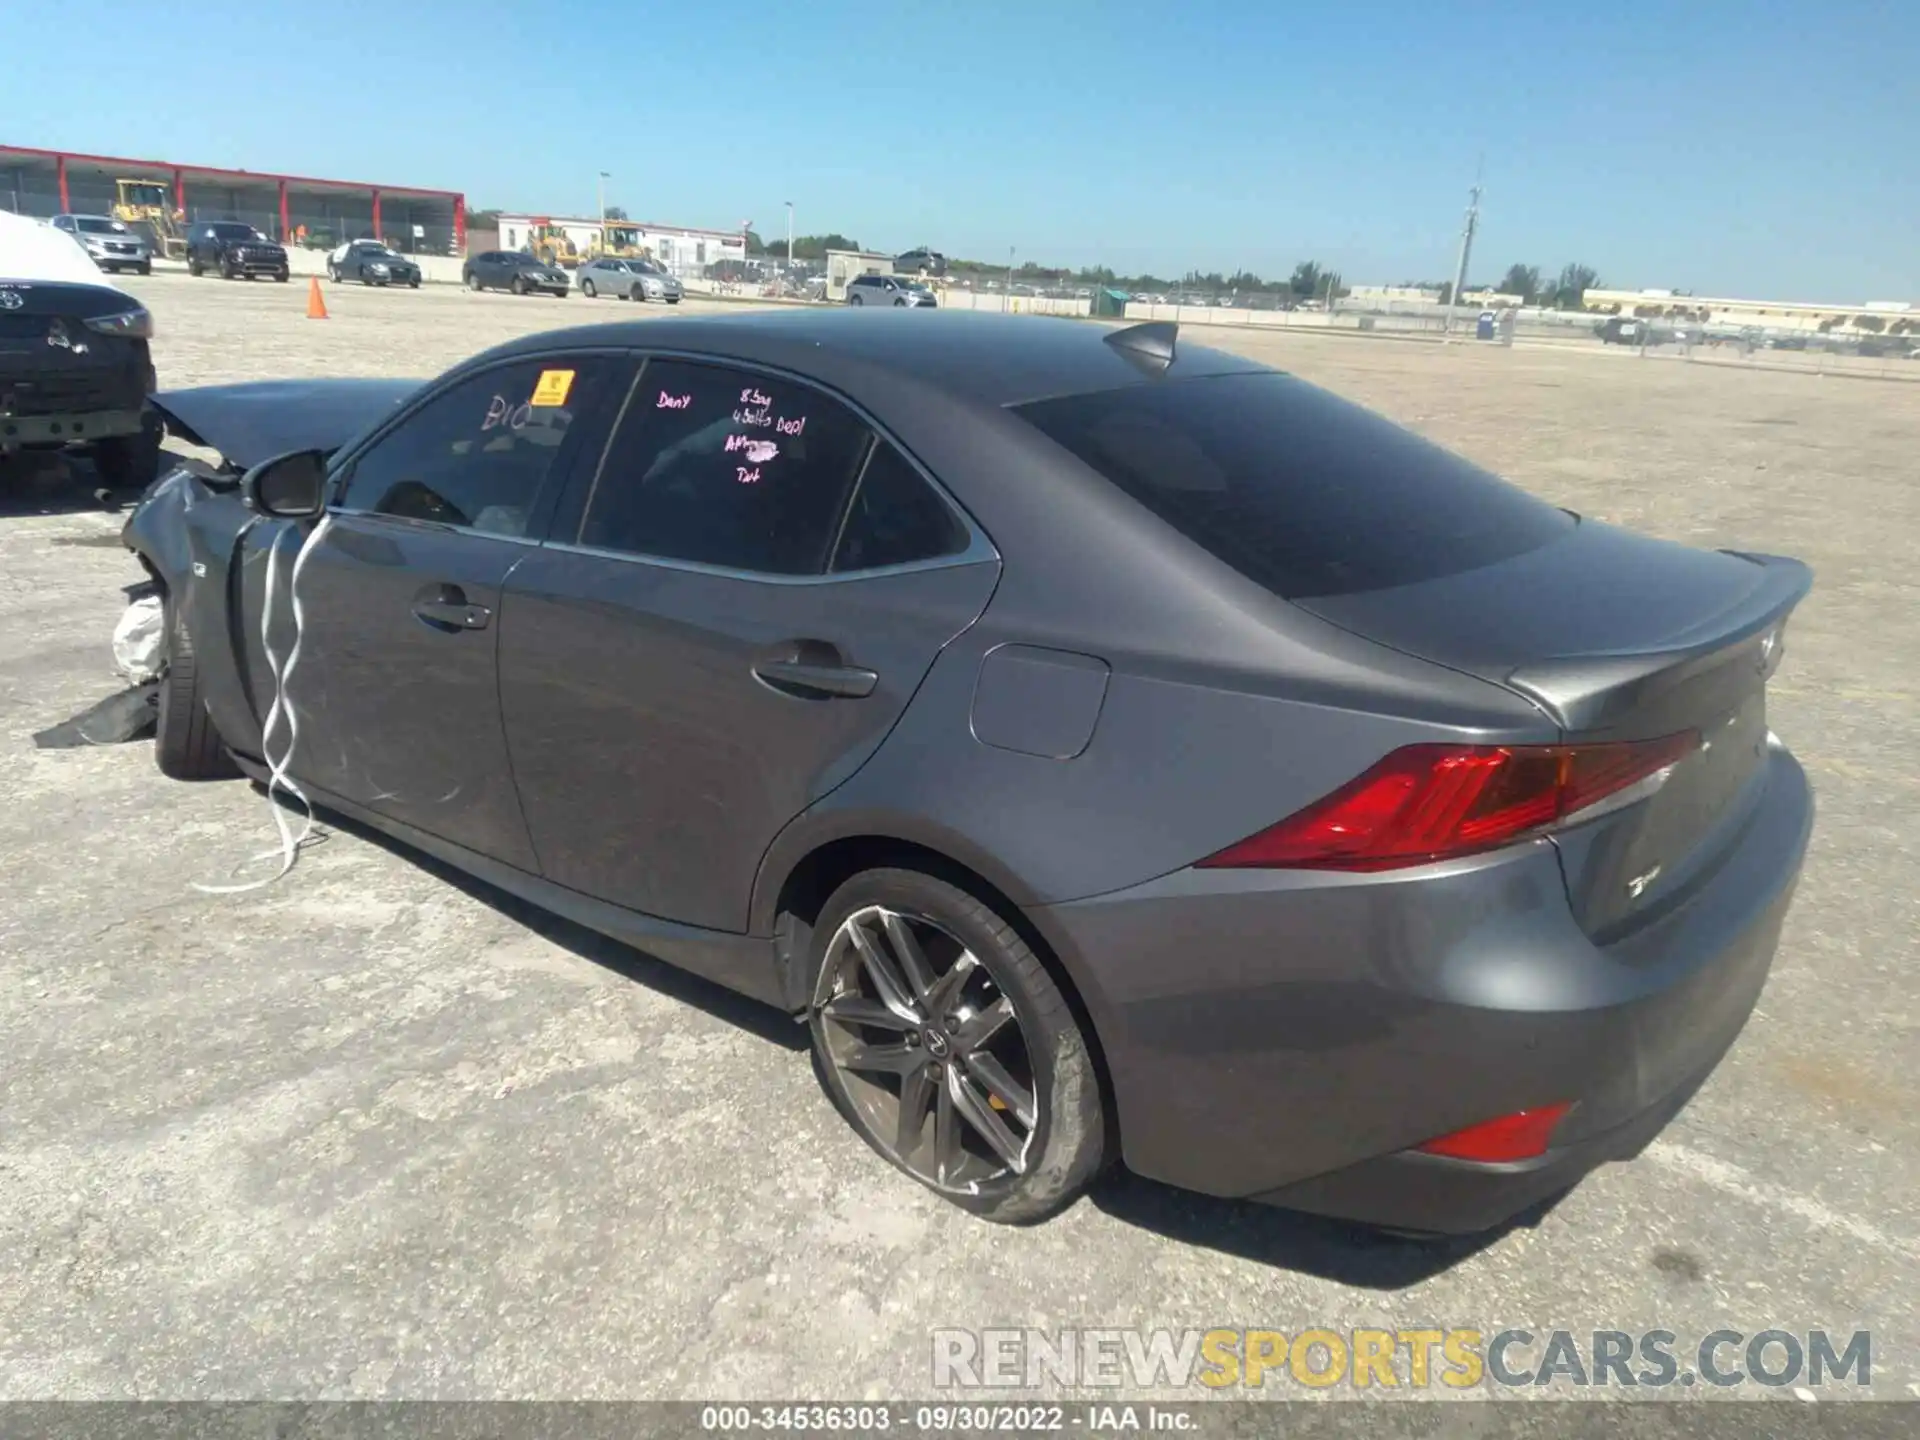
(1493, 262), (1603, 309)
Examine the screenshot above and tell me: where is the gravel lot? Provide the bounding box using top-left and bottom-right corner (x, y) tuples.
(1, 273), (1916, 1404)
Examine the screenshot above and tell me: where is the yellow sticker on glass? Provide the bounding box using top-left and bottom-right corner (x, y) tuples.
(531, 369), (575, 407)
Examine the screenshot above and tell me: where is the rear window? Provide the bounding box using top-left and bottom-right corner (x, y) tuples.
(1014, 372), (1573, 599)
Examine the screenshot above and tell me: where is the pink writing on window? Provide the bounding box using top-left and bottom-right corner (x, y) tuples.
(775, 414), (806, 437)
(736, 466), (762, 484)
(657, 391), (692, 409)
(724, 435), (780, 462)
(733, 407), (772, 427)
(738, 387), (773, 409)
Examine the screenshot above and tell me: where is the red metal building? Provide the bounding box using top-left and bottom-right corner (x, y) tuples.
(0, 143), (466, 255)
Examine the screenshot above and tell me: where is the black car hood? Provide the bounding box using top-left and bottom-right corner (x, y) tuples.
(150, 378), (424, 468)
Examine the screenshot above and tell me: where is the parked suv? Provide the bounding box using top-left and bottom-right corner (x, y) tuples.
(186, 222), (289, 282)
(895, 248), (947, 277)
(49, 215), (153, 275)
(846, 274), (938, 308)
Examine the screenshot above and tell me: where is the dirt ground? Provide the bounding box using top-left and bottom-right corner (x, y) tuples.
(1, 272), (1915, 1404)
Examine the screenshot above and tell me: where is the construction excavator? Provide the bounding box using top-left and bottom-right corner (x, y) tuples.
(111, 178), (189, 260)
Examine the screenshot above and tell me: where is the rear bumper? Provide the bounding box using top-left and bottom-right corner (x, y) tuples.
(0, 407), (147, 448)
(1035, 745), (1812, 1233)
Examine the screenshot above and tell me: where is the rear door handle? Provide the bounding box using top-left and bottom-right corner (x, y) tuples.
(753, 658), (879, 699)
(411, 583), (492, 632)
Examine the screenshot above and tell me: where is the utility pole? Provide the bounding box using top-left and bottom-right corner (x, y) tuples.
(784, 200), (793, 275)
(1005, 246), (1015, 312)
(1443, 180), (1481, 336)
(597, 171), (610, 220)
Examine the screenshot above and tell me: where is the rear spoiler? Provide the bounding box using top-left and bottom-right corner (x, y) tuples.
(1504, 552), (1812, 733)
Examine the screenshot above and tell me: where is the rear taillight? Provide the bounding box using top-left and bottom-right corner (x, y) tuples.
(1416, 1103), (1572, 1162)
(1196, 732), (1699, 872)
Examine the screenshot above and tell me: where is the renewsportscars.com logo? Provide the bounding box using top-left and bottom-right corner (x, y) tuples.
(932, 1328), (1873, 1392)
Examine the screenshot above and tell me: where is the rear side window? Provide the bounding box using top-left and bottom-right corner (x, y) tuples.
(1014, 373), (1573, 599)
(579, 359), (871, 575)
(831, 442), (971, 572)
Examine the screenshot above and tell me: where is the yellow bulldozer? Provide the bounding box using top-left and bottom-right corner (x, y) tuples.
(591, 222), (652, 262)
(526, 219), (581, 269)
(112, 178), (189, 260)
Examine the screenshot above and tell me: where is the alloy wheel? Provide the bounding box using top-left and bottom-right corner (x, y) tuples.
(813, 905), (1040, 1193)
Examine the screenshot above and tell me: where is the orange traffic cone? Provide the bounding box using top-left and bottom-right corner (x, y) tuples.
(306, 277), (329, 320)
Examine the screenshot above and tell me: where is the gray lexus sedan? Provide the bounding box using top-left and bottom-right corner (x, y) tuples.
(123, 311), (1811, 1233)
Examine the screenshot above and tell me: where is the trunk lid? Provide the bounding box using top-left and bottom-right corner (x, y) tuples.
(1296, 521), (1810, 935)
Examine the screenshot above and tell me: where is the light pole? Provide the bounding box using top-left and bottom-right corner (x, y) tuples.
(784, 200), (794, 275)
(1005, 246), (1015, 312)
(597, 171), (610, 220)
(1444, 180), (1481, 337)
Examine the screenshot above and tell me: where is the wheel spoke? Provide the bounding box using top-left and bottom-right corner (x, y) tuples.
(964, 1052), (1037, 1129)
(922, 950), (979, 1021)
(951, 1073), (1029, 1173)
(821, 995), (918, 1033)
(933, 1073), (960, 1184)
(955, 995), (1014, 1051)
(847, 915), (919, 1021)
(841, 1041), (924, 1077)
(897, 1067), (935, 1156)
(881, 910), (937, 1002)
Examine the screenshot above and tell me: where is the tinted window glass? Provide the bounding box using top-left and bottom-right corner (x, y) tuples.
(1014, 373), (1573, 599)
(580, 359), (870, 575)
(341, 359), (606, 537)
(832, 443), (970, 572)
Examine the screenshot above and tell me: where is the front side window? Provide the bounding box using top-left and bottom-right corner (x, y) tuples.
(578, 359), (871, 575)
(340, 358), (609, 538)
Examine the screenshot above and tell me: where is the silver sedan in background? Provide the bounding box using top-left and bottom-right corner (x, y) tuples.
(577, 256), (683, 303)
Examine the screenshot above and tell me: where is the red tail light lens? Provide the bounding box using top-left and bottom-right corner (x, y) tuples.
(1416, 1103), (1573, 1162)
(1197, 732), (1698, 872)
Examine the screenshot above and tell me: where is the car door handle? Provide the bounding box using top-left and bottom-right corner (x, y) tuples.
(753, 658), (879, 699)
(411, 584), (491, 632)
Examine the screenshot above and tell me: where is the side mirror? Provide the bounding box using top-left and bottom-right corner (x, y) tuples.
(241, 449), (329, 519)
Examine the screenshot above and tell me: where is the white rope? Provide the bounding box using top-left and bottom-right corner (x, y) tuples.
(193, 514), (333, 893)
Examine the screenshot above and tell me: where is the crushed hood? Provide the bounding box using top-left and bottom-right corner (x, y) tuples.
(150, 378), (424, 469)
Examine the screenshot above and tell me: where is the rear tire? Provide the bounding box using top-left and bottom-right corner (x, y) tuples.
(582, 278), (597, 298)
(155, 598), (239, 781)
(466, 271), (482, 291)
(187, 256), (202, 276)
(806, 867), (1105, 1224)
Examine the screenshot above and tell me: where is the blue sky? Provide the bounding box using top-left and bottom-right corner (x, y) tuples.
(6, 0), (1915, 300)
